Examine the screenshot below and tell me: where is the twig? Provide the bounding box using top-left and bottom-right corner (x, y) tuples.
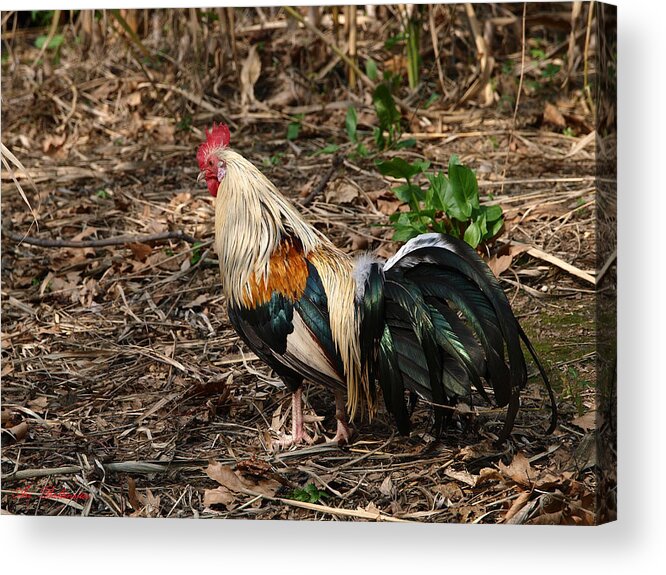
(2, 459), (215, 483)
(522, 245), (596, 285)
(31, 9), (61, 68)
(300, 154), (343, 207)
(500, 2), (527, 195)
(237, 486), (409, 522)
(459, 3), (495, 104)
(5, 230), (198, 248)
(583, 1), (596, 112)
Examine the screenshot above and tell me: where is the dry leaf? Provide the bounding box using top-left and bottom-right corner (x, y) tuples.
(444, 469), (477, 487)
(27, 396), (48, 412)
(326, 182), (358, 204)
(128, 242), (153, 262)
(203, 487), (237, 508)
(487, 242), (530, 278)
(571, 410), (596, 431)
(476, 467), (503, 485)
(458, 439), (497, 462)
(379, 475), (395, 498)
(498, 452), (534, 487)
(503, 490), (532, 523)
(204, 461), (280, 510)
(543, 102), (567, 128)
(240, 45), (261, 108)
(433, 482), (464, 502)
(4, 421), (29, 444)
(350, 234), (368, 251)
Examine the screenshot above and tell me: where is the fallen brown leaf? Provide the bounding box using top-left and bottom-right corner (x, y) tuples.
(3, 421), (29, 444)
(543, 102), (567, 128)
(27, 396), (48, 412)
(204, 461), (280, 510)
(571, 410), (596, 431)
(498, 452), (534, 487)
(240, 45), (261, 108)
(128, 242), (153, 262)
(433, 482), (464, 502)
(326, 182), (358, 205)
(503, 490), (532, 523)
(444, 469), (477, 487)
(487, 242), (530, 278)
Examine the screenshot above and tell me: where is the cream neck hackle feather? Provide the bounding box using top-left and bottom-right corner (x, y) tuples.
(211, 148), (375, 419)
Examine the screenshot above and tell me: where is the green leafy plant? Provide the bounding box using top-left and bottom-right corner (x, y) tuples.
(311, 143), (340, 157)
(344, 106), (369, 158)
(189, 242), (204, 266)
(262, 152), (284, 166)
(378, 155), (504, 248)
(563, 367), (588, 417)
(372, 82), (402, 150)
(288, 483), (327, 504)
(286, 114), (304, 141)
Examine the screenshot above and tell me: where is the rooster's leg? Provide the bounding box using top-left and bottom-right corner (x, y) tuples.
(328, 390), (353, 445)
(276, 387), (314, 449)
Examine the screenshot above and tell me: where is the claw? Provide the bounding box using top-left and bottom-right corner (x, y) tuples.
(327, 390), (354, 445)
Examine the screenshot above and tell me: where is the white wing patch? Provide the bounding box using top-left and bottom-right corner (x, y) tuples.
(384, 232), (458, 270)
(285, 311), (342, 384)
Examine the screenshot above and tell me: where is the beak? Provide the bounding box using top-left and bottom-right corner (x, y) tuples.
(197, 171), (206, 184)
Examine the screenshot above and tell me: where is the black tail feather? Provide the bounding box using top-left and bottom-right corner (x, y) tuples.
(357, 233), (556, 440)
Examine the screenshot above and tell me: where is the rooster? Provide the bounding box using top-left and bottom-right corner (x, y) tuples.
(197, 123), (556, 447)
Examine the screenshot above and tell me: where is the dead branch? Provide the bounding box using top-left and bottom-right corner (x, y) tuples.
(300, 154), (343, 207)
(4, 230), (198, 248)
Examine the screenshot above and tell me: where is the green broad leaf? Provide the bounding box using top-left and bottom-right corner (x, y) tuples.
(373, 127), (385, 149)
(311, 144), (340, 156)
(290, 483), (325, 503)
(448, 154), (461, 168)
(392, 183), (423, 205)
(424, 93), (440, 109)
(463, 221), (482, 248)
(392, 224), (421, 243)
(365, 58), (378, 81)
(35, 34), (64, 50)
(388, 211), (403, 223)
(443, 179), (470, 221)
(395, 138), (417, 149)
(286, 122), (300, 141)
(355, 142), (369, 158)
(487, 216), (504, 238)
(190, 242), (203, 266)
(449, 162), (479, 211)
(376, 157), (422, 181)
(411, 159), (431, 173)
(372, 83), (401, 134)
(482, 203), (503, 222)
(384, 33), (406, 50)
(476, 210), (488, 236)
(416, 208), (437, 221)
(431, 220), (448, 234)
(425, 171), (448, 211)
(345, 106), (358, 143)
(541, 63), (561, 79)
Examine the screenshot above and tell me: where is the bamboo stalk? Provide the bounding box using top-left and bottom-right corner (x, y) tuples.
(348, 5), (357, 87)
(31, 9), (61, 68)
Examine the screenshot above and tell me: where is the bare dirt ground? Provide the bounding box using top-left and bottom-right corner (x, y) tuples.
(1, 5), (611, 523)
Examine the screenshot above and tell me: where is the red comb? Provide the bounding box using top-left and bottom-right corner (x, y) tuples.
(197, 123), (231, 169)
